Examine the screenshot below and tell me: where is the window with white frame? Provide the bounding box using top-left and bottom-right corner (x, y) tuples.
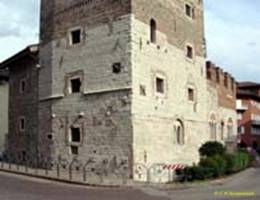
(69, 28), (82, 45)
(70, 127), (81, 143)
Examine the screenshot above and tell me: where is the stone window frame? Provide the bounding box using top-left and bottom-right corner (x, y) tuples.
(19, 116), (26, 132)
(68, 26), (84, 46)
(184, 2), (195, 20)
(187, 86), (196, 102)
(174, 119), (185, 145)
(227, 118), (233, 139)
(154, 73), (167, 98)
(185, 43), (195, 61)
(65, 70), (84, 95)
(186, 81), (198, 111)
(68, 124), (84, 147)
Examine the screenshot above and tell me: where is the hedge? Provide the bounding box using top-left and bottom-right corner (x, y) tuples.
(177, 142), (254, 182)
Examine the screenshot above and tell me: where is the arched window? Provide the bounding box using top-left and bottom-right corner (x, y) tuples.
(227, 118), (233, 139)
(209, 114), (217, 140)
(220, 121), (225, 140)
(150, 19), (156, 43)
(174, 120), (184, 145)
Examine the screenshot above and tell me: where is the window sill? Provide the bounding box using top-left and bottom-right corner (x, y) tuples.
(39, 94), (64, 101)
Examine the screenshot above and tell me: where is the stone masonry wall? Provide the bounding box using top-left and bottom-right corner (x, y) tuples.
(132, 0), (205, 57)
(130, 0), (208, 182)
(131, 16), (208, 182)
(8, 57), (39, 161)
(39, 0), (133, 181)
(0, 80), (8, 154)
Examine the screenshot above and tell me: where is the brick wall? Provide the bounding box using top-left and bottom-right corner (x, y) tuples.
(206, 61), (236, 110)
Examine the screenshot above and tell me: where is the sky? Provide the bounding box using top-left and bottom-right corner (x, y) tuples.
(0, 0), (259, 82)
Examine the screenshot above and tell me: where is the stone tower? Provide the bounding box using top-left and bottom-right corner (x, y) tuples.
(39, 0), (207, 183)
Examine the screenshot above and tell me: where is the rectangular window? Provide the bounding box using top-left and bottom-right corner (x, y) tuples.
(156, 77), (164, 94)
(70, 127), (81, 143)
(185, 4), (192, 17)
(140, 85), (146, 96)
(70, 78), (81, 93)
(188, 88), (194, 101)
(186, 45), (193, 59)
(70, 146), (79, 155)
(19, 117), (25, 132)
(20, 80), (26, 93)
(70, 29), (81, 45)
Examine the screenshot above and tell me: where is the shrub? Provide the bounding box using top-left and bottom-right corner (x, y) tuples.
(199, 141), (226, 157)
(199, 155), (227, 177)
(223, 151), (252, 174)
(178, 166), (214, 181)
(176, 143), (254, 182)
(223, 153), (236, 174)
(232, 151), (251, 172)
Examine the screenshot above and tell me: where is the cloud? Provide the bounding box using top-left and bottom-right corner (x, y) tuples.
(205, 0), (260, 82)
(0, 0), (39, 61)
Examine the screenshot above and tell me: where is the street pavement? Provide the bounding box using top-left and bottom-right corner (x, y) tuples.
(0, 167), (259, 200)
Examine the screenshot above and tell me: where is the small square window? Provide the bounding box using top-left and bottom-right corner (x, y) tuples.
(156, 77), (164, 94)
(188, 88), (194, 101)
(20, 80), (26, 93)
(112, 63), (122, 74)
(186, 46), (193, 59)
(70, 29), (81, 45)
(70, 127), (81, 143)
(70, 78), (81, 93)
(70, 146), (79, 155)
(19, 117), (25, 131)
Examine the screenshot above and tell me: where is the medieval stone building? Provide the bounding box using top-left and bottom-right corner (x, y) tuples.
(0, 0), (237, 183)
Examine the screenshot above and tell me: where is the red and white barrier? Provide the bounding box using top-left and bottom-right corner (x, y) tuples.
(162, 164), (186, 170)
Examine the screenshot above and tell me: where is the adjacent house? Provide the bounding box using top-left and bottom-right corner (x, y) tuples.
(0, 69), (9, 157)
(0, 45), (39, 162)
(237, 82), (260, 150)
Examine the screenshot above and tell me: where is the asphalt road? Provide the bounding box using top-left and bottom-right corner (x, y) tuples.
(0, 168), (259, 200)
